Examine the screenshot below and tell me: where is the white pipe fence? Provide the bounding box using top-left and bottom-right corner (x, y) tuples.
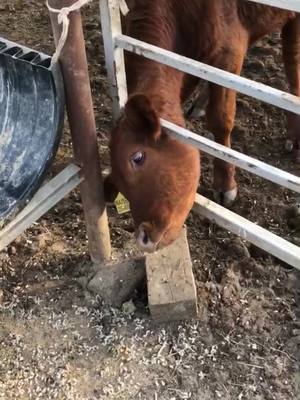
(161, 119), (300, 194)
(247, 0), (300, 13)
(100, 0), (300, 269)
(116, 35), (300, 116)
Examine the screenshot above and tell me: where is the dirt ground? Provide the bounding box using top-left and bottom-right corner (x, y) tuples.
(1, 1), (300, 399)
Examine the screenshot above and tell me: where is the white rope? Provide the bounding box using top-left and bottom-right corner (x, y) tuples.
(47, 0), (129, 67)
(119, 0), (129, 16)
(46, 0), (93, 67)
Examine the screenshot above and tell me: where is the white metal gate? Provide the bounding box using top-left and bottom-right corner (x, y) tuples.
(100, 0), (300, 269)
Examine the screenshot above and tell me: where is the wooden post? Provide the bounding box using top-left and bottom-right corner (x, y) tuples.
(48, 0), (111, 263)
(99, 0), (128, 121)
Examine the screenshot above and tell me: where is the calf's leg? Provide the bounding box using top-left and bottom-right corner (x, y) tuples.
(185, 80), (209, 120)
(206, 51), (245, 206)
(282, 16), (300, 163)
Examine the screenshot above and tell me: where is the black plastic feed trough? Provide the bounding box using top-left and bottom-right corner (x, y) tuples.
(0, 38), (65, 226)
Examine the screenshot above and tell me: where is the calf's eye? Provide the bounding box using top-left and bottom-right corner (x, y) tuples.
(131, 151), (145, 167)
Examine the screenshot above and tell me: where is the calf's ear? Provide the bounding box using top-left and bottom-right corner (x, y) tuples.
(124, 94), (161, 141)
(103, 174), (119, 204)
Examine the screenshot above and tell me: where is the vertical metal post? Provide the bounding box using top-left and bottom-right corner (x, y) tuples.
(48, 0), (111, 264)
(99, 0), (128, 121)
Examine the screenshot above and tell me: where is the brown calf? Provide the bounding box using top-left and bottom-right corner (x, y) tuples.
(104, 0), (300, 252)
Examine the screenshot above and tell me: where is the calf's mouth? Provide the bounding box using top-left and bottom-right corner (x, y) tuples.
(135, 221), (181, 253)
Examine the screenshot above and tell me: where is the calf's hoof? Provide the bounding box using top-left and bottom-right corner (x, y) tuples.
(285, 140), (300, 163)
(285, 139), (294, 153)
(213, 187), (238, 207)
(190, 105), (206, 120)
(293, 148), (300, 164)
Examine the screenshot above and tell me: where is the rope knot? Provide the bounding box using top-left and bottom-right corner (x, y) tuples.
(46, 0), (93, 67)
(57, 7), (71, 25)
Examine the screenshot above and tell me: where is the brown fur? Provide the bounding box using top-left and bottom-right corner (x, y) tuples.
(105, 0), (300, 251)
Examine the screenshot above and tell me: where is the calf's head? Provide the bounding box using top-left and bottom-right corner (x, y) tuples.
(104, 94), (200, 252)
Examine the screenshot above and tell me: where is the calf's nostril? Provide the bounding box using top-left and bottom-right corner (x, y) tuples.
(142, 229), (149, 245)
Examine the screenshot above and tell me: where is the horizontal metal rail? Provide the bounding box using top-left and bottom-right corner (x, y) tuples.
(161, 119), (300, 194)
(0, 164), (83, 251)
(115, 34), (300, 116)
(246, 0), (300, 13)
(194, 194), (300, 270)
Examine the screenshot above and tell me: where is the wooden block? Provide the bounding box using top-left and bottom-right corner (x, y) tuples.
(146, 226), (197, 322)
